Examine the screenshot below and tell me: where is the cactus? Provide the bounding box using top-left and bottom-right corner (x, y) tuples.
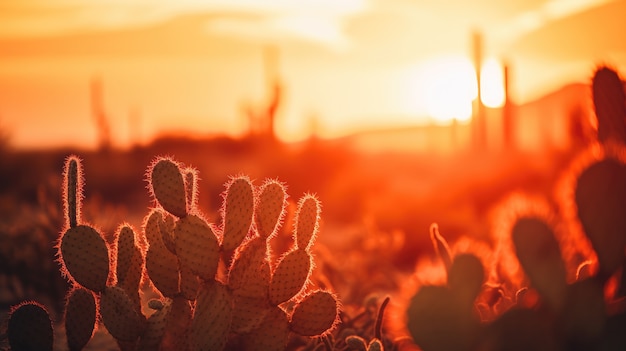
(99, 285), (146, 341)
(189, 281), (234, 351)
(115, 224), (145, 314)
(592, 66), (626, 143)
(511, 217), (567, 311)
(221, 176), (255, 252)
(7, 154), (340, 351)
(291, 290), (340, 336)
(575, 157), (626, 281)
(64, 286), (97, 351)
(57, 156), (110, 293)
(7, 301), (53, 351)
(407, 226), (484, 351)
(148, 157), (188, 218)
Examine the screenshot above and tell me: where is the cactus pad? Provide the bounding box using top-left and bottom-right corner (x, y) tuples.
(222, 176), (255, 251)
(575, 158), (626, 280)
(512, 217), (567, 310)
(63, 155), (82, 229)
(100, 286), (146, 341)
(138, 298), (171, 351)
(448, 253), (485, 306)
(179, 263), (200, 300)
(60, 224), (110, 292)
(115, 225), (145, 313)
(231, 295), (271, 333)
(294, 195), (320, 250)
(175, 214), (220, 281)
(228, 237), (270, 296)
(65, 286), (97, 351)
(269, 249), (312, 305)
(160, 297), (193, 351)
(255, 180), (287, 239)
(149, 158), (187, 218)
(290, 290), (339, 336)
(242, 306), (290, 351)
(189, 281), (234, 351)
(145, 243), (180, 298)
(592, 66), (626, 143)
(8, 301), (53, 351)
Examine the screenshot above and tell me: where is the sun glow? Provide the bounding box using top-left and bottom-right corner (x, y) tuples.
(481, 58), (505, 108)
(424, 56), (477, 124)
(419, 56), (505, 124)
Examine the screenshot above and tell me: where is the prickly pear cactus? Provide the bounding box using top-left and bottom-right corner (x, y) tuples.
(64, 286), (97, 351)
(57, 156), (110, 293)
(7, 301), (54, 351)
(7, 154), (340, 351)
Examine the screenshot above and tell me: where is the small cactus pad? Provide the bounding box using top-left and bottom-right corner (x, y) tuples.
(183, 167), (199, 212)
(115, 225), (145, 314)
(228, 237), (270, 296)
(512, 217), (567, 310)
(8, 301), (53, 351)
(558, 278), (607, 348)
(430, 223), (452, 273)
(144, 209), (166, 247)
(63, 155), (82, 229)
(294, 195), (320, 250)
(222, 176), (255, 251)
(269, 249), (312, 305)
(575, 158), (626, 279)
(149, 158), (187, 218)
(179, 263), (200, 300)
(144, 210), (181, 297)
(345, 335), (368, 351)
(160, 214), (177, 255)
(290, 290), (339, 336)
(175, 214), (220, 281)
(99, 286), (146, 341)
(368, 339), (384, 351)
(592, 66), (626, 143)
(189, 281), (234, 351)
(138, 299), (172, 351)
(242, 306), (290, 351)
(447, 253), (485, 306)
(145, 243), (180, 298)
(231, 295), (271, 333)
(160, 297), (193, 351)
(255, 180), (287, 239)
(60, 224), (110, 292)
(65, 287), (97, 351)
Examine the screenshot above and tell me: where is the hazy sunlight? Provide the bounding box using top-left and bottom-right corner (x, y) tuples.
(481, 58), (505, 108)
(421, 56), (505, 124)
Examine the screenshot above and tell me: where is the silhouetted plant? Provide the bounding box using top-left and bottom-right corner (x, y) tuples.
(5, 155), (340, 351)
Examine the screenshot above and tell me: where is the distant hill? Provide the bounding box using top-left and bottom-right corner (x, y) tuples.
(342, 79), (626, 154)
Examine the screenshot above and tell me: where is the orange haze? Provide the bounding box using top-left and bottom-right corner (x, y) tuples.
(0, 0), (624, 149)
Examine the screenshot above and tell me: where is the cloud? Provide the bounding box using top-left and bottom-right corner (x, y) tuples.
(0, 0), (368, 40)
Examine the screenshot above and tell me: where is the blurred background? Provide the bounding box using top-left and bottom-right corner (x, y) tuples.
(1, 0), (625, 336)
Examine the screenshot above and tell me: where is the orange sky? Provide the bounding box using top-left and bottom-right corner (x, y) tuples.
(0, 0), (625, 149)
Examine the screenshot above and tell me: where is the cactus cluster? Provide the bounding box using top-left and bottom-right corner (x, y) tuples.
(6, 155), (339, 351)
(406, 65), (626, 351)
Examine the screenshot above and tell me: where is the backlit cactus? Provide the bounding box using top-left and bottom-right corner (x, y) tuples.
(64, 286), (97, 351)
(592, 66), (626, 143)
(7, 301), (53, 351)
(9, 154), (339, 351)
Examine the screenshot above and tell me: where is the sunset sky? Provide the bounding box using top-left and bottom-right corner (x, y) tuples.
(1, 0), (625, 149)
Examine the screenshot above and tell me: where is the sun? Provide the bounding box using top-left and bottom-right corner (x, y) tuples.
(416, 56), (505, 124)
(480, 58), (505, 109)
